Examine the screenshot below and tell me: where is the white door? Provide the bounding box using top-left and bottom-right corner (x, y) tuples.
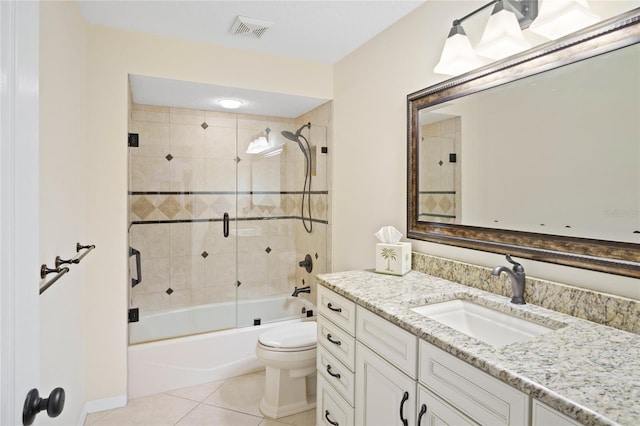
(355, 342), (417, 426)
(0, 1), (41, 424)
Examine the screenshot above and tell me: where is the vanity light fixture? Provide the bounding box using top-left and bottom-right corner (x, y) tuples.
(529, 0), (600, 39)
(434, 0), (600, 76)
(433, 24), (484, 75)
(246, 136), (270, 154)
(246, 128), (284, 157)
(475, 0), (532, 60)
(217, 98), (244, 109)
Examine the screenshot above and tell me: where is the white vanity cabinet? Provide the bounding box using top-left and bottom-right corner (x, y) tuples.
(317, 286), (577, 426)
(317, 287), (356, 426)
(532, 400), (581, 426)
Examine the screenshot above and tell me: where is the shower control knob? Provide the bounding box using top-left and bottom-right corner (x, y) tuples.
(299, 254), (313, 273)
(23, 387), (65, 425)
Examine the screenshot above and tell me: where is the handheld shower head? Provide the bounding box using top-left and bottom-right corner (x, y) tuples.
(281, 130), (303, 150)
(281, 122), (314, 233)
(281, 130), (298, 141)
(281, 123), (311, 154)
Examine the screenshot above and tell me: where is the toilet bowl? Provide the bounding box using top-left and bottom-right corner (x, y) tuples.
(256, 321), (317, 419)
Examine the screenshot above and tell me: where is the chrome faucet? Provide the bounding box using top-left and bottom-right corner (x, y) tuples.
(491, 255), (526, 305)
(291, 286), (311, 297)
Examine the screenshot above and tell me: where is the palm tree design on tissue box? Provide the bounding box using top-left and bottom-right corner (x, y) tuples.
(380, 247), (397, 271)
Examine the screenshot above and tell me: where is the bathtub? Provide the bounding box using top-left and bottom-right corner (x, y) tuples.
(128, 295), (315, 398)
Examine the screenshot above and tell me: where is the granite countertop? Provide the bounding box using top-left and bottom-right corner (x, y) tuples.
(317, 269), (640, 426)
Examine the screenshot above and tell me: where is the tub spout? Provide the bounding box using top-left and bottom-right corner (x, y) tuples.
(291, 286), (311, 297)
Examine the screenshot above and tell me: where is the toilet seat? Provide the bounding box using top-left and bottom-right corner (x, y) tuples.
(258, 321), (317, 351)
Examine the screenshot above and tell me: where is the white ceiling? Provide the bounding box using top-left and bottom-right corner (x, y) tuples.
(77, 0), (426, 64)
(77, 0), (426, 117)
(129, 74), (330, 118)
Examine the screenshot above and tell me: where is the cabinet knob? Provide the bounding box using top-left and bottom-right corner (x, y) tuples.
(326, 333), (342, 346)
(417, 403), (428, 426)
(324, 409), (339, 426)
(326, 364), (341, 379)
(399, 391), (409, 426)
(327, 303), (342, 312)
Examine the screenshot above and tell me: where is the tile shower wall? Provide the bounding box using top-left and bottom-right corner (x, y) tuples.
(419, 116), (461, 224)
(128, 103), (331, 315)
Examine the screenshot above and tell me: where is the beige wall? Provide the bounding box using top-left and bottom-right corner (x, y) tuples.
(83, 24), (332, 401)
(39, 1), (88, 423)
(332, 0), (640, 300)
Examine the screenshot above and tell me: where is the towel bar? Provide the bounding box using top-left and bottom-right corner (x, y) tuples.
(39, 242), (95, 295)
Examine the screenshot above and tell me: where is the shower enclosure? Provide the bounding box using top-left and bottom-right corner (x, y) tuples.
(127, 100), (330, 344)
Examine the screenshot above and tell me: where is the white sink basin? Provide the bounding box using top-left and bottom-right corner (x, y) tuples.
(411, 299), (556, 346)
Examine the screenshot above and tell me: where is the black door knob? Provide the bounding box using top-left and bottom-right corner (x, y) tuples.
(23, 387), (65, 425)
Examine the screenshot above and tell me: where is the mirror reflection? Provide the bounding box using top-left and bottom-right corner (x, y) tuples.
(417, 43), (640, 244)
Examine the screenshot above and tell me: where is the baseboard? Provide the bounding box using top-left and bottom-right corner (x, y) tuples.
(78, 394), (127, 426)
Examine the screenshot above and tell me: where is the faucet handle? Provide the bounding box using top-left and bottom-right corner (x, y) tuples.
(505, 254), (524, 272)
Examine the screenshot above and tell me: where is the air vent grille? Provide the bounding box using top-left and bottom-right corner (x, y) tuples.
(230, 16), (273, 39)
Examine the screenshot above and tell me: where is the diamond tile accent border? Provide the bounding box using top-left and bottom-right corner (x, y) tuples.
(165, 153), (174, 161)
(131, 196), (155, 220)
(185, 196), (208, 218)
(158, 197), (181, 219)
(201, 122), (209, 129)
(201, 251), (209, 258)
(129, 192), (330, 223)
(166, 288), (174, 295)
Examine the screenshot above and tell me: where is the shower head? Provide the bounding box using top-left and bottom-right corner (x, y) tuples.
(281, 130), (299, 142)
(281, 122), (311, 155)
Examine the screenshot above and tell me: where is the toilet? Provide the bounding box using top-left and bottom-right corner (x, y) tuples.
(256, 321), (317, 419)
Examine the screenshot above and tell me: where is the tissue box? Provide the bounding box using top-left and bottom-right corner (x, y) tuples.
(375, 242), (411, 276)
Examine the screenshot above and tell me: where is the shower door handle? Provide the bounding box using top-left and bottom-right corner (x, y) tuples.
(129, 247), (142, 288)
(223, 212), (229, 238)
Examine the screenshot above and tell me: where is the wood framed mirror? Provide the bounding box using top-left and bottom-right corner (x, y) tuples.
(408, 8), (640, 278)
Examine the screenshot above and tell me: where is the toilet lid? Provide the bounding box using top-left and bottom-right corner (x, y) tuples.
(258, 321), (317, 349)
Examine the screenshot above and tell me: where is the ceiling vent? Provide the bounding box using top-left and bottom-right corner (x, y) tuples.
(229, 16), (273, 39)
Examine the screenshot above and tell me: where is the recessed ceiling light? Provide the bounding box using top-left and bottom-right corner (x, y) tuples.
(218, 98), (244, 109)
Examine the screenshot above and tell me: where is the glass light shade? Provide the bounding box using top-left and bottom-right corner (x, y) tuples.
(246, 136), (270, 154)
(434, 28), (484, 76)
(529, 0), (600, 39)
(476, 8), (532, 60)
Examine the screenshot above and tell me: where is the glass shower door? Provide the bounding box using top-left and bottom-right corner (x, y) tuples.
(236, 118), (329, 327)
(128, 103), (239, 344)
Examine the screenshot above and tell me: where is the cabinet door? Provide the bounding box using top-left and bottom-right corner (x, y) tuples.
(417, 385), (478, 426)
(532, 400), (581, 426)
(355, 342), (416, 426)
(318, 375), (355, 426)
(419, 340), (528, 425)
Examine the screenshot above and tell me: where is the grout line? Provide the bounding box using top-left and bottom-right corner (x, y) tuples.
(172, 400), (203, 426)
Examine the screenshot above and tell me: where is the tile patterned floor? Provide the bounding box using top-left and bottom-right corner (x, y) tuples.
(84, 372), (316, 426)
